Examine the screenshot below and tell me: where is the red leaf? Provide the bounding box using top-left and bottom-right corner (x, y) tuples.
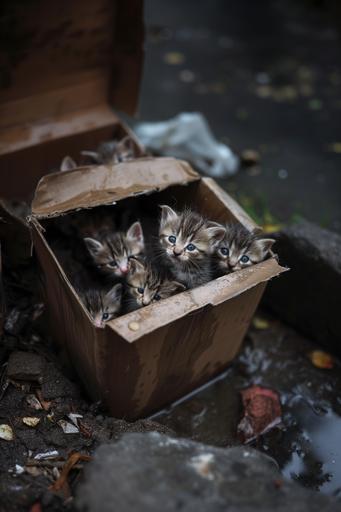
(237, 385), (282, 443)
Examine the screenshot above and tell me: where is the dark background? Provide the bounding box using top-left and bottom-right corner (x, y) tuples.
(137, 0), (341, 233)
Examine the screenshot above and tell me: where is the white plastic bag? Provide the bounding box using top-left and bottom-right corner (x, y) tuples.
(135, 112), (239, 178)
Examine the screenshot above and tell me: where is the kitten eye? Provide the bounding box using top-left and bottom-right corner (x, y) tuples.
(154, 294), (161, 301)
(168, 235), (176, 244)
(240, 255), (250, 263)
(220, 247), (229, 256)
(108, 261), (117, 268)
(137, 287), (144, 294)
(186, 243), (196, 252)
(102, 313), (109, 320)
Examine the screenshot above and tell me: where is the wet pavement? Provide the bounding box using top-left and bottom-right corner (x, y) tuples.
(137, 0), (341, 232)
(154, 314), (341, 497)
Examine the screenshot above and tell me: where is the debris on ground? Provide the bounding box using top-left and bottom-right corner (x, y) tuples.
(238, 386), (282, 443)
(308, 350), (334, 370)
(135, 112), (239, 178)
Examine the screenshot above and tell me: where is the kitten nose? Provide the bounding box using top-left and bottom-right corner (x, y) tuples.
(94, 318), (102, 327)
(173, 247), (182, 257)
(120, 266), (129, 274)
(142, 298), (150, 306)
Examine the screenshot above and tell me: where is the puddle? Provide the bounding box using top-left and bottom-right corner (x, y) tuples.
(154, 316), (341, 496)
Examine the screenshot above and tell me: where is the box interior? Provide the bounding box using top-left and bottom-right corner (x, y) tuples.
(39, 178), (284, 341)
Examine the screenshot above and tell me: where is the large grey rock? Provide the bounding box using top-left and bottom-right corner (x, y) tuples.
(264, 220), (341, 355)
(76, 433), (337, 512)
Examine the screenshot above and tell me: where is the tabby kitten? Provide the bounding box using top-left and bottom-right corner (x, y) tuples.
(81, 136), (135, 165)
(214, 223), (275, 274)
(125, 258), (185, 310)
(78, 283), (123, 327)
(158, 206), (226, 288)
(84, 221), (144, 278)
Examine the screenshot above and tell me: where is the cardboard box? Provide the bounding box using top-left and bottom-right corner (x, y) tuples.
(30, 157), (286, 419)
(0, 0), (144, 200)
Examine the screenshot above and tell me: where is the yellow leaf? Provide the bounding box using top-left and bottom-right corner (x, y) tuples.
(253, 317), (270, 330)
(308, 350), (334, 369)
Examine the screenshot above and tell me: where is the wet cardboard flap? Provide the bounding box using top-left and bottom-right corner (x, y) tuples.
(109, 257), (288, 342)
(31, 157), (199, 218)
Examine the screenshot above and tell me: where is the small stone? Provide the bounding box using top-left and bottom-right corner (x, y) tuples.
(7, 351), (45, 383)
(128, 321), (140, 332)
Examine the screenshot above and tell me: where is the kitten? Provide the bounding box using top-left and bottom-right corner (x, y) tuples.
(157, 206), (226, 288)
(78, 283), (123, 327)
(60, 156), (78, 172)
(84, 221), (144, 278)
(125, 258), (185, 310)
(81, 136), (135, 165)
(214, 223), (275, 274)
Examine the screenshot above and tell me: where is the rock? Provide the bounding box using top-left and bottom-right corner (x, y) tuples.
(41, 363), (80, 400)
(7, 351), (45, 382)
(263, 220), (341, 355)
(76, 433), (337, 512)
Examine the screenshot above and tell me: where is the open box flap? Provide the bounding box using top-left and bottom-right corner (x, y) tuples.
(31, 157), (200, 218)
(109, 258), (288, 342)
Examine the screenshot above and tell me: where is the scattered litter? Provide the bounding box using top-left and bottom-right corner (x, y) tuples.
(237, 386), (282, 443)
(25, 466), (43, 477)
(23, 417), (41, 427)
(164, 52), (185, 65)
(14, 464), (25, 475)
(135, 112), (239, 178)
(189, 453), (215, 480)
(34, 450), (59, 461)
(0, 424), (14, 441)
(26, 395), (43, 410)
(241, 149), (260, 166)
(252, 317), (270, 330)
(68, 413), (83, 426)
(58, 420), (79, 434)
(308, 350), (334, 370)
(50, 452), (92, 492)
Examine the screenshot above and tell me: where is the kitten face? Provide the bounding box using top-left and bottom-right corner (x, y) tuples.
(158, 206), (225, 275)
(81, 136), (135, 165)
(126, 259), (185, 308)
(215, 224), (275, 273)
(84, 221), (144, 278)
(82, 283), (123, 327)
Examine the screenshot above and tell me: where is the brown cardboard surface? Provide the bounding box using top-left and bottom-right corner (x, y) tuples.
(30, 158), (287, 418)
(31, 157), (199, 218)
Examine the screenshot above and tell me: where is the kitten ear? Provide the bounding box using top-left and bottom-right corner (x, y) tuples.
(130, 258), (145, 274)
(60, 156), (77, 172)
(257, 238), (275, 255)
(105, 283), (123, 303)
(159, 205), (178, 227)
(206, 225), (226, 243)
(117, 135), (134, 154)
(84, 237), (103, 256)
(127, 221), (144, 245)
(81, 150), (101, 164)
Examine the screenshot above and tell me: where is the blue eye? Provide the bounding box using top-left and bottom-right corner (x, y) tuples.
(240, 255), (250, 264)
(154, 294), (161, 301)
(137, 287), (144, 294)
(108, 260), (117, 268)
(220, 247), (229, 256)
(102, 313), (109, 320)
(168, 235), (176, 244)
(186, 243), (196, 252)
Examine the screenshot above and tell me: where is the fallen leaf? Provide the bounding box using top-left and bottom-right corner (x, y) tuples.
(164, 52), (185, 65)
(262, 223), (282, 233)
(23, 417), (40, 427)
(237, 386), (282, 443)
(50, 452), (92, 492)
(0, 424), (14, 441)
(34, 450), (59, 461)
(252, 317), (270, 330)
(26, 395), (43, 410)
(308, 350), (334, 369)
(327, 142), (341, 154)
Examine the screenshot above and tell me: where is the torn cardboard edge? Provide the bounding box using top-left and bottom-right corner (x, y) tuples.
(31, 157), (199, 219)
